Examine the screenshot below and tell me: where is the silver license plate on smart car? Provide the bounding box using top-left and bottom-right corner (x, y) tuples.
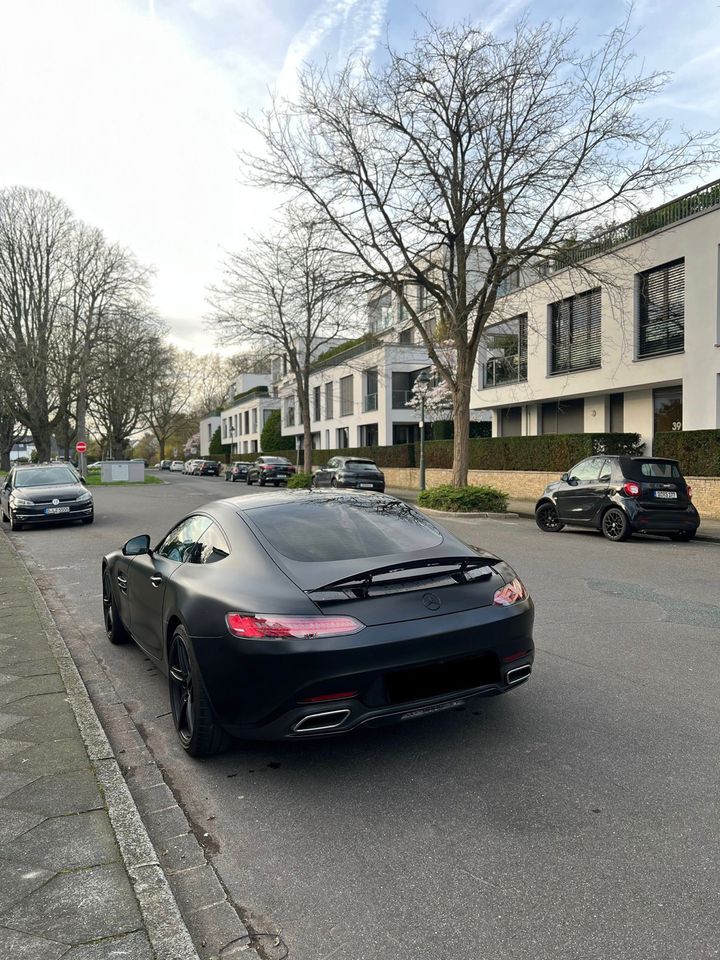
(654, 490), (677, 499)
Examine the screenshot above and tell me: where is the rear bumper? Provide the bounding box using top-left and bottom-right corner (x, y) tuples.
(336, 479), (385, 492)
(625, 501), (700, 533)
(192, 599), (534, 740)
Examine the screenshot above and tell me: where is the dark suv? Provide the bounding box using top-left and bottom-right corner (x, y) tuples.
(535, 456), (700, 542)
(194, 460), (221, 477)
(246, 456), (295, 486)
(312, 456), (385, 492)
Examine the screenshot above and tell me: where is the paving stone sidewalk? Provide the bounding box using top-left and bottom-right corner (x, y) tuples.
(0, 531), (165, 959)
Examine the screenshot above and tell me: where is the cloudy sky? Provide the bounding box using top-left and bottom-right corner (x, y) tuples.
(1, 0), (719, 351)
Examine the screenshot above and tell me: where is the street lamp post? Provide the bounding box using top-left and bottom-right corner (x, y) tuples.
(228, 424), (235, 458)
(414, 369), (432, 492)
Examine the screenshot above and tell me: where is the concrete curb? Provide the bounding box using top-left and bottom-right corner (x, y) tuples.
(1, 527), (201, 960)
(416, 507), (520, 520)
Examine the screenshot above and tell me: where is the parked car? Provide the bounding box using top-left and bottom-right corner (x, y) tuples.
(246, 456), (296, 487)
(312, 456), (385, 493)
(193, 460), (222, 477)
(534, 455), (700, 542)
(130, 458), (149, 468)
(101, 490), (534, 756)
(225, 461), (252, 482)
(183, 460), (197, 475)
(159, 460), (171, 470)
(170, 461), (185, 472)
(1, 464), (94, 531)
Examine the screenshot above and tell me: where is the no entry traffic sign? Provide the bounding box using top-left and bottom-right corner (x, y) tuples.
(75, 441), (87, 454)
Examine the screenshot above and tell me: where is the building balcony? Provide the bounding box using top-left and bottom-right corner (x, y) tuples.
(484, 355), (528, 387)
(392, 389), (414, 409)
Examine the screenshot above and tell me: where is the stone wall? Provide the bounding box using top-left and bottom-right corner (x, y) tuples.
(383, 468), (720, 520)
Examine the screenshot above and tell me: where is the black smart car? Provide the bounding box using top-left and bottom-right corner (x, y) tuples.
(1, 464), (94, 531)
(246, 456), (295, 486)
(535, 456), (700, 542)
(101, 491), (534, 756)
(312, 456), (385, 493)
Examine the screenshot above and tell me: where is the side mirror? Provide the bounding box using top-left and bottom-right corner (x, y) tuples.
(561, 473), (569, 482)
(122, 534), (152, 556)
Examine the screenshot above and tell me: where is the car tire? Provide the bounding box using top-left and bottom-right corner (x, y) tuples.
(535, 502), (565, 533)
(82, 516), (94, 525)
(103, 570), (130, 645)
(670, 530), (696, 542)
(1, 508), (8, 523)
(331, 478), (338, 488)
(247, 475), (253, 486)
(225, 474), (229, 481)
(9, 510), (23, 532)
(168, 627), (229, 757)
(601, 507), (630, 542)
(259, 477), (266, 487)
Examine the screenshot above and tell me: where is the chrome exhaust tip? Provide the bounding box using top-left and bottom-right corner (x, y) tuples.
(506, 664), (532, 685)
(292, 709), (351, 733)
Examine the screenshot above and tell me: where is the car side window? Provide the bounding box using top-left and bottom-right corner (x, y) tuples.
(598, 459), (613, 482)
(569, 458), (601, 482)
(327, 458), (337, 469)
(192, 521), (231, 564)
(157, 515), (212, 563)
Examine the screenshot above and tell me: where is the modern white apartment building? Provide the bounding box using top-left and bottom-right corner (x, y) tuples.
(199, 414), (221, 457)
(220, 374), (279, 456)
(474, 180), (720, 452)
(278, 331), (432, 450)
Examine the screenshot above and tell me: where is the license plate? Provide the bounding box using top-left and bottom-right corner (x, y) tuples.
(401, 699), (465, 721)
(45, 506), (70, 514)
(654, 490), (677, 499)
(358, 482), (374, 488)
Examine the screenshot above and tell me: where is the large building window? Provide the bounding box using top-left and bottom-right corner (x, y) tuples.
(369, 293), (394, 332)
(541, 398), (585, 435)
(364, 368), (378, 411)
(653, 386), (682, 434)
(325, 382), (334, 420)
(313, 385), (321, 422)
(499, 407), (522, 437)
(359, 423), (378, 446)
(550, 288), (601, 374)
(339, 375), (354, 417)
(638, 259), (684, 357)
(484, 314), (528, 387)
(336, 427), (350, 448)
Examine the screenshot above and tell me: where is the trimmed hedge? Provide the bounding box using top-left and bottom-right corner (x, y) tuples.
(264, 432), (643, 473)
(654, 430), (720, 477)
(418, 484), (508, 513)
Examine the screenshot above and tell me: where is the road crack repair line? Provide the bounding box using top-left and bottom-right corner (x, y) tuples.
(587, 579), (720, 628)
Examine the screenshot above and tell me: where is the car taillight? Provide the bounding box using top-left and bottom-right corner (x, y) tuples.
(225, 613), (364, 639)
(687, 485), (692, 499)
(622, 481), (640, 497)
(493, 578), (527, 606)
(261, 464), (272, 470)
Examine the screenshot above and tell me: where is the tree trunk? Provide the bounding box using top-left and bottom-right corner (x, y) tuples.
(158, 439), (166, 460)
(0, 450), (9, 472)
(302, 407), (313, 474)
(451, 359), (472, 487)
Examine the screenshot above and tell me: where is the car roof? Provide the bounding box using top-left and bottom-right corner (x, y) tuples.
(220, 489), (398, 514)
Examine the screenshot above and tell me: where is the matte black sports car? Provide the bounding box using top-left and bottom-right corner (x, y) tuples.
(535, 455), (700, 542)
(1, 464), (94, 531)
(101, 491), (534, 756)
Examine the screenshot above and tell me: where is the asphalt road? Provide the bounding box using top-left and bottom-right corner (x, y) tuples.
(7, 472), (720, 960)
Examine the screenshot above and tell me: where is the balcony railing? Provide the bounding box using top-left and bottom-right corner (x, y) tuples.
(392, 389), (414, 408)
(484, 355), (528, 387)
(364, 393), (378, 412)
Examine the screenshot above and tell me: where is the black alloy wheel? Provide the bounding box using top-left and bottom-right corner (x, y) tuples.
(259, 475), (266, 487)
(103, 570), (130, 645)
(331, 477), (338, 488)
(670, 530), (696, 542)
(9, 510), (22, 532)
(168, 627), (228, 757)
(602, 507), (630, 542)
(535, 502), (564, 533)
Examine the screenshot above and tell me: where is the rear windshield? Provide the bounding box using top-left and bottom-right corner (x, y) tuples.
(344, 460), (379, 472)
(247, 497), (443, 562)
(630, 460), (683, 480)
(262, 457), (291, 464)
(15, 467), (77, 487)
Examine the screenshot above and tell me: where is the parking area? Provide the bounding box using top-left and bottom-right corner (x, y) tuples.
(7, 471), (720, 960)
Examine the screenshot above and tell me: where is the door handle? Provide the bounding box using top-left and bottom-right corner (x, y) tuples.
(150, 574), (163, 587)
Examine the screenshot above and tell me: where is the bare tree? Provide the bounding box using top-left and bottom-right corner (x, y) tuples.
(243, 16), (718, 484)
(0, 188), (74, 461)
(209, 213), (356, 472)
(146, 346), (197, 460)
(90, 307), (161, 460)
